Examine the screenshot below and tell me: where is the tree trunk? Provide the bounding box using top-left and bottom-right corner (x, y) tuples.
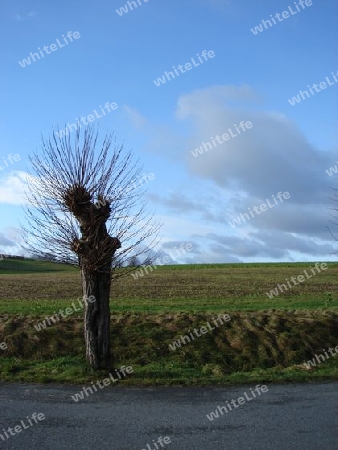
(66, 186), (121, 370)
(82, 264), (112, 370)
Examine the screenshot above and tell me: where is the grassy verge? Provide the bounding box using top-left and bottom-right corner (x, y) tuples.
(1, 357), (337, 385)
(1, 311), (337, 385)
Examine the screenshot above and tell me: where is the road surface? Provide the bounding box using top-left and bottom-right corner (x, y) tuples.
(0, 382), (337, 449)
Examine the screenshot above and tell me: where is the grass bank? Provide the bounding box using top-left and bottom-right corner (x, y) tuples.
(1, 311), (337, 385)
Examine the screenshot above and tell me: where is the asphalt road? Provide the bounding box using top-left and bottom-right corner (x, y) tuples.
(0, 382), (337, 449)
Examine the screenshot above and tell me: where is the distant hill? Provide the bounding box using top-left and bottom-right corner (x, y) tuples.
(0, 256), (76, 274)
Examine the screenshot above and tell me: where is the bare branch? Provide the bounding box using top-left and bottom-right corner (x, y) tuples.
(22, 126), (161, 276)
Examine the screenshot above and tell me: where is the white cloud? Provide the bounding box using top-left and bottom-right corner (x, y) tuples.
(0, 227), (24, 256)
(173, 85), (334, 205)
(144, 84), (338, 261)
(0, 171), (31, 205)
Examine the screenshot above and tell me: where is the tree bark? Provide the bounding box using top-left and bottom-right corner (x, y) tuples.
(82, 263), (112, 370)
(79, 232), (120, 370)
(66, 187), (121, 370)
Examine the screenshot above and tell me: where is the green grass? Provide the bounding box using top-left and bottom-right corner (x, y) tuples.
(0, 258), (337, 385)
(1, 357), (336, 385)
(0, 257), (76, 274)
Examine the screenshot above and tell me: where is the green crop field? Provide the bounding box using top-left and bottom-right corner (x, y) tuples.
(1, 259), (338, 314)
(0, 257), (337, 385)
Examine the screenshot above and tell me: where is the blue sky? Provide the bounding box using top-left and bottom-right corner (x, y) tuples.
(0, 0), (337, 263)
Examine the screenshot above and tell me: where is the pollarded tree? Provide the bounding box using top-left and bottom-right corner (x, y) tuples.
(23, 127), (160, 370)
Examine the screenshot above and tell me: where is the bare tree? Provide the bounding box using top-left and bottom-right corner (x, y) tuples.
(23, 127), (160, 370)
(128, 255), (140, 267)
